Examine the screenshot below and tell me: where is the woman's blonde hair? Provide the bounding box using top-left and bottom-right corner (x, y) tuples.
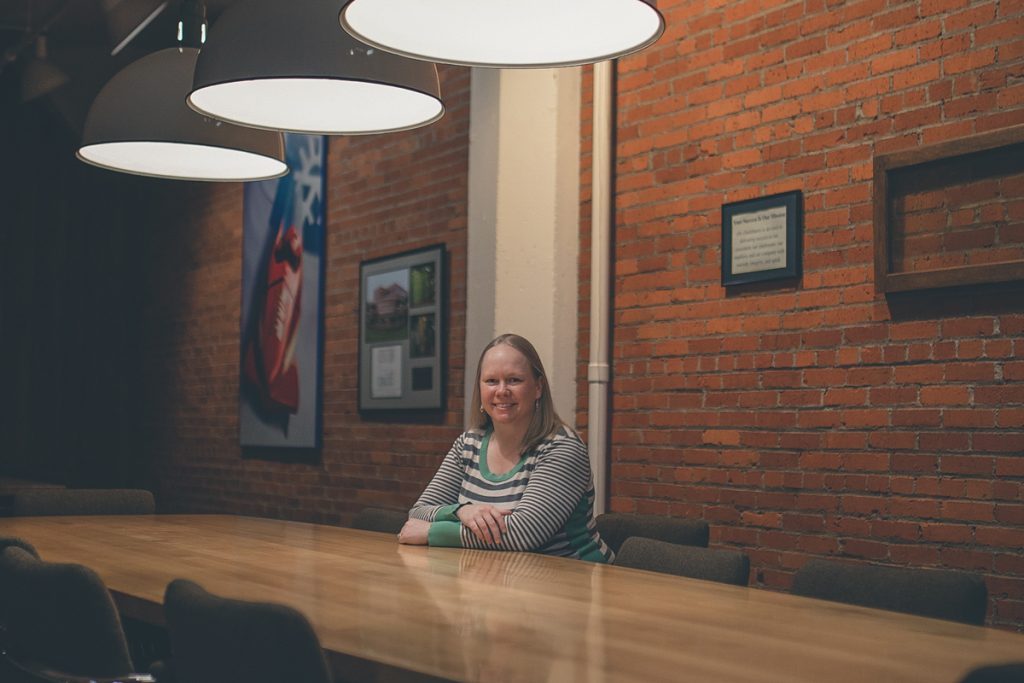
(469, 333), (564, 454)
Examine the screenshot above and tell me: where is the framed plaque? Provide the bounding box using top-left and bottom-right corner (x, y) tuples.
(359, 244), (445, 412)
(721, 190), (802, 287)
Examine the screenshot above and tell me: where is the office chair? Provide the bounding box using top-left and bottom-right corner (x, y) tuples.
(959, 663), (1024, 683)
(0, 536), (42, 677)
(163, 579), (332, 683)
(595, 512), (709, 554)
(11, 489), (155, 516)
(791, 558), (988, 625)
(0, 536), (39, 629)
(0, 546), (153, 683)
(351, 506), (408, 534)
(0, 537), (38, 558)
(614, 537), (750, 586)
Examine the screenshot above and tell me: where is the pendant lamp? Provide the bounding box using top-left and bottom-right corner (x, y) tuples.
(21, 35), (70, 103)
(77, 47), (287, 181)
(188, 0), (444, 135)
(339, 0), (665, 69)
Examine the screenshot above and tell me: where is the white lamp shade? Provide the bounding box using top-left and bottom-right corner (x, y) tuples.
(188, 0), (444, 135)
(77, 48), (287, 181)
(340, 0), (665, 68)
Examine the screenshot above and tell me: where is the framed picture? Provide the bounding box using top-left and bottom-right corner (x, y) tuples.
(239, 133), (326, 448)
(873, 126), (1024, 293)
(359, 245), (445, 412)
(721, 190), (802, 286)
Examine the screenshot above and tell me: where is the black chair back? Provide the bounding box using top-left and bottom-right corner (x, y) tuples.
(351, 507), (407, 534)
(0, 537), (38, 631)
(0, 547), (135, 678)
(164, 579), (332, 683)
(615, 537), (750, 586)
(791, 558), (988, 625)
(0, 537), (37, 559)
(11, 489), (155, 516)
(959, 663), (1024, 683)
(595, 512), (709, 554)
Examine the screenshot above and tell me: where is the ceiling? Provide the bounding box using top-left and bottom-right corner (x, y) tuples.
(0, 0), (234, 135)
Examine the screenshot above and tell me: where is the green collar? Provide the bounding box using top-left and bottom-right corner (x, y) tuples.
(479, 428), (528, 482)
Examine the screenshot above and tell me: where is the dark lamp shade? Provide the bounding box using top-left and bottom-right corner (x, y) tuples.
(77, 48), (287, 181)
(21, 35), (70, 103)
(188, 0), (443, 135)
(21, 58), (70, 103)
(339, 0), (665, 68)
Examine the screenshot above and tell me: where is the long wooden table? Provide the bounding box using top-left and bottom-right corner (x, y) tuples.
(0, 514), (1021, 682)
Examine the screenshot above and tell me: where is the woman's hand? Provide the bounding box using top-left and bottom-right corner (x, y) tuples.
(397, 518), (431, 545)
(457, 504), (512, 545)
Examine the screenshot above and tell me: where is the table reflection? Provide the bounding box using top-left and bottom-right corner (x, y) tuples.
(396, 546), (604, 683)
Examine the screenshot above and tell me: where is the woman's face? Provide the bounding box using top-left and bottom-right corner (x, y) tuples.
(479, 344), (542, 431)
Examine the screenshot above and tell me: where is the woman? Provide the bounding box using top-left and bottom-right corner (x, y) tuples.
(398, 333), (613, 562)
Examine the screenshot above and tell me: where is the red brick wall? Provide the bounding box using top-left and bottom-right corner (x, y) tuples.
(146, 66), (470, 525)
(580, 0), (1024, 629)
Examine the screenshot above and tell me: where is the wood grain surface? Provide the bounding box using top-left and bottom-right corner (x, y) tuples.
(1, 514), (1021, 683)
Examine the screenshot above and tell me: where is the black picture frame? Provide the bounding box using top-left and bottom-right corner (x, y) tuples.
(359, 244), (446, 412)
(721, 190), (802, 287)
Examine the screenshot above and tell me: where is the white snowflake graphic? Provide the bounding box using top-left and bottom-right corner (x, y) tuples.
(292, 137), (323, 229)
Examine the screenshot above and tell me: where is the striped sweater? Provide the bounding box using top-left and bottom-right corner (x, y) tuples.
(409, 426), (614, 562)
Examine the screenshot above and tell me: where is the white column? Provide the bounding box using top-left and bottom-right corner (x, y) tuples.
(465, 67), (581, 427)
